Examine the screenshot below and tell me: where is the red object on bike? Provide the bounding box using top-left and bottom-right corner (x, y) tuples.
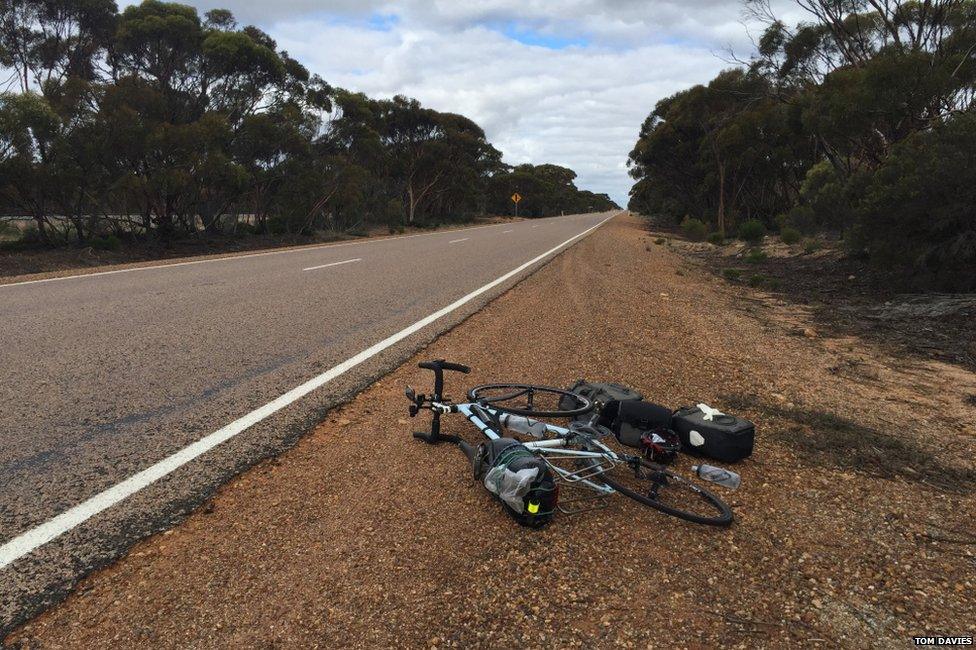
(640, 428), (680, 464)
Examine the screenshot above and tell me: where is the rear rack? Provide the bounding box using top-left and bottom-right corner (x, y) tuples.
(541, 451), (619, 484)
(539, 452), (618, 515)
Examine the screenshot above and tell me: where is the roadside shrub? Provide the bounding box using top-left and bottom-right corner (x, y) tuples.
(267, 217), (288, 235)
(383, 199), (404, 230)
(737, 219), (766, 244)
(19, 225), (42, 243)
(748, 273), (765, 287)
(654, 237), (666, 245)
(722, 268), (742, 281)
(803, 239), (820, 254)
(235, 222), (257, 236)
(90, 235), (122, 251)
(707, 232), (725, 246)
(745, 248), (768, 264)
(780, 227), (801, 245)
(800, 160), (854, 231)
(853, 113), (976, 291)
(680, 216), (708, 241)
(786, 205), (817, 233)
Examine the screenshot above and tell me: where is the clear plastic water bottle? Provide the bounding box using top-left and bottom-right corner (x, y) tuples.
(692, 464), (741, 490)
(499, 413), (548, 438)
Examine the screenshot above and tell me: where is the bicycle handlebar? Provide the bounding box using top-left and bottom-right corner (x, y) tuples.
(411, 359), (471, 445)
(419, 360), (470, 374)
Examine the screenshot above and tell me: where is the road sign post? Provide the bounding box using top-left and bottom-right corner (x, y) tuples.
(511, 192), (522, 218)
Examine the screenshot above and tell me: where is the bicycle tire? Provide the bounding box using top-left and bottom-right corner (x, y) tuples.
(466, 383), (593, 418)
(585, 456), (733, 527)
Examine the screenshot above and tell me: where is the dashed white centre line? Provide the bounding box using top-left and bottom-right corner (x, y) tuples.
(502, 230), (514, 233)
(532, 225), (540, 229)
(449, 238), (469, 244)
(302, 258), (362, 272)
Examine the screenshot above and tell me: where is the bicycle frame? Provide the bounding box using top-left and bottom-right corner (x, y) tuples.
(434, 400), (619, 497)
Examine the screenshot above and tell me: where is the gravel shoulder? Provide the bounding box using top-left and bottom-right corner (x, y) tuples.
(6, 215), (975, 648)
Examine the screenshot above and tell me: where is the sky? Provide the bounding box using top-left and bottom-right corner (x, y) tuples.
(123, 1), (803, 206)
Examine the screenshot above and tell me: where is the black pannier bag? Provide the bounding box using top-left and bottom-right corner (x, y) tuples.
(604, 400), (673, 447)
(603, 400), (681, 462)
(671, 405), (755, 462)
(474, 438), (558, 528)
(559, 380), (643, 426)
(560, 382), (678, 458)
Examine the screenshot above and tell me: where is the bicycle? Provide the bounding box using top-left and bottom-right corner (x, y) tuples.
(406, 359), (733, 527)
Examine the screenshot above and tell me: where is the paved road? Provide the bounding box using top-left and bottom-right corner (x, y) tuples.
(0, 211), (616, 634)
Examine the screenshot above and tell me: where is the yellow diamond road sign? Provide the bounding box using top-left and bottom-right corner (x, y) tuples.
(511, 193), (522, 204)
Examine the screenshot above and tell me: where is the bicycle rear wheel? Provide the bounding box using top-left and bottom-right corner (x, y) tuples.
(588, 457), (733, 527)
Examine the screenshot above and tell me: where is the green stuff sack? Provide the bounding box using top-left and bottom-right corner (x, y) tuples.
(477, 438), (558, 528)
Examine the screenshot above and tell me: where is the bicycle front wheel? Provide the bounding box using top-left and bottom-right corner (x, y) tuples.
(466, 383), (592, 418)
(590, 457), (733, 527)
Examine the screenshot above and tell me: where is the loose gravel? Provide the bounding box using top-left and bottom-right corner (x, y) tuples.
(6, 215), (975, 648)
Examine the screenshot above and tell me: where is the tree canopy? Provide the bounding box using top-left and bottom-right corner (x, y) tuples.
(487, 163), (617, 217)
(628, 0), (976, 289)
(0, 0), (615, 247)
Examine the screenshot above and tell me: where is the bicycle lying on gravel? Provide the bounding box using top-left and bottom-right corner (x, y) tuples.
(406, 360), (733, 527)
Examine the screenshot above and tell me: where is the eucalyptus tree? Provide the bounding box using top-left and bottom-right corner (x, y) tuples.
(0, 0), (117, 95)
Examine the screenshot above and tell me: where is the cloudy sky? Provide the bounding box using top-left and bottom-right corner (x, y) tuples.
(127, 1), (803, 205)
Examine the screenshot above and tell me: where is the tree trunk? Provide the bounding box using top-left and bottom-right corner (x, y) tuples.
(717, 161), (727, 238)
(70, 215), (86, 244)
(406, 184), (416, 225)
(32, 213), (51, 245)
(202, 207), (221, 234)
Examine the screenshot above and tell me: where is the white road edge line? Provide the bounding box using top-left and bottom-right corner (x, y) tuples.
(302, 258), (361, 272)
(0, 217), (557, 290)
(0, 212), (618, 570)
(448, 238), (469, 244)
(502, 230), (514, 234)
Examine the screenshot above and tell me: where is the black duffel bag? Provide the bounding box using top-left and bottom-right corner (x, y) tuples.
(671, 405), (754, 462)
(603, 399), (673, 446)
(559, 380), (643, 426)
(604, 400), (681, 462)
(560, 382), (678, 460)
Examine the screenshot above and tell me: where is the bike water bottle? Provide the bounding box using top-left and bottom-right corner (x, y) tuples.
(691, 464), (741, 490)
(499, 413), (547, 438)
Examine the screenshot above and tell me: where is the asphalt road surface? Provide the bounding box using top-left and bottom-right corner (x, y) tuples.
(0, 211), (616, 635)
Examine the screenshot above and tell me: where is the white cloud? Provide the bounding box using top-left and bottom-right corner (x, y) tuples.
(123, 0), (802, 205)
